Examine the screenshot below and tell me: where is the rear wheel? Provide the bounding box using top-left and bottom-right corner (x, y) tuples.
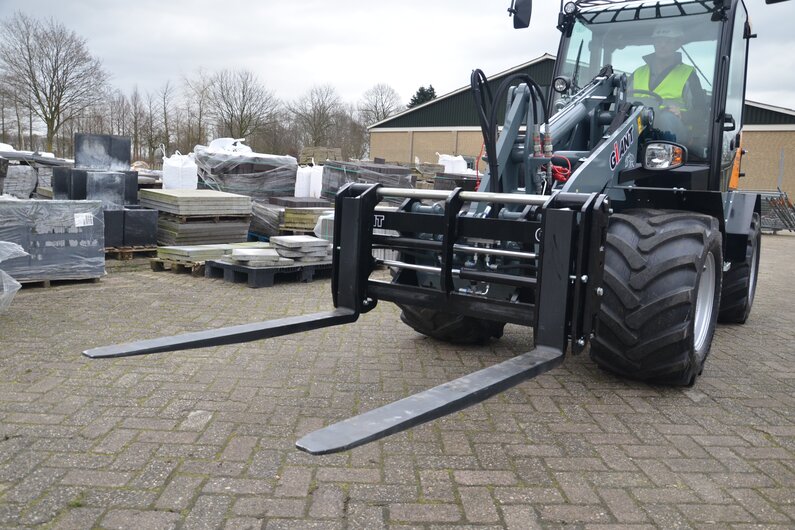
(398, 304), (506, 344)
(590, 210), (722, 386)
(718, 213), (761, 324)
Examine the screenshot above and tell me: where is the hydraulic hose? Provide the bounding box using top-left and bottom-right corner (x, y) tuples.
(470, 70), (550, 196)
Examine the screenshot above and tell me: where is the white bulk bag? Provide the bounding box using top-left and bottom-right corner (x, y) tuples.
(162, 152), (198, 190)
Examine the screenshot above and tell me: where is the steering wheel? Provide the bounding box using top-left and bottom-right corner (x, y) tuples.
(629, 89), (664, 107)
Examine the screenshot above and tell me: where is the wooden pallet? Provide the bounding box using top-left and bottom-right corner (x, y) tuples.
(161, 213), (250, 224)
(278, 226), (316, 234)
(205, 260), (332, 288)
(105, 246), (158, 260)
(149, 258), (205, 276)
(19, 277), (101, 288)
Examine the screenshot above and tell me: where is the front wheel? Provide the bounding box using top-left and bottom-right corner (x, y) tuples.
(590, 210), (723, 386)
(718, 213), (761, 324)
(397, 304), (506, 344)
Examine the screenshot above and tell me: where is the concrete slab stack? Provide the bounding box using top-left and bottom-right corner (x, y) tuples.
(140, 189), (252, 245)
(270, 235), (332, 263)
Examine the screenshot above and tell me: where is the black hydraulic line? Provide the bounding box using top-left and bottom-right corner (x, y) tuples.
(457, 268), (538, 289)
(471, 69), (498, 193)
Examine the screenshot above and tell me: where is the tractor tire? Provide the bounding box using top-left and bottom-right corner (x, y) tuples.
(718, 213), (761, 324)
(590, 209), (722, 386)
(398, 304), (506, 344)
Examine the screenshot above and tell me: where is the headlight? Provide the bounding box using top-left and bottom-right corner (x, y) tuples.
(553, 76), (571, 94)
(643, 142), (687, 170)
(563, 2), (577, 15)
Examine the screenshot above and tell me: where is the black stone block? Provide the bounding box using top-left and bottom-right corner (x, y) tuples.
(104, 209), (124, 248)
(123, 206), (157, 247)
(52, 167), (71, 199)
(123, 171), (138, 205)
(69, 170), (87, 200)
(74, 133), (131, 170)
(86, 171), (126, 208)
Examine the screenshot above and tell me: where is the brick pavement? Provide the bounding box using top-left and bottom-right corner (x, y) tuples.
(0, 235), (794, 529)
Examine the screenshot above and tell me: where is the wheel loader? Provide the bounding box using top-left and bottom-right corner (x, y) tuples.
(85, 0), (787, 455)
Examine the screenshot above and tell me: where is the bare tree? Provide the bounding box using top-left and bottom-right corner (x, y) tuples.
(160, 81), (176, 155)
(331, 104), (368, 160)
(184, 69), (212, 149)
(207, 69), (279, 140)
(130, 87), (144, 161)
(358, 83), (402, 126)
(289, 85), (343, 147)
(0, 12), (108, 153)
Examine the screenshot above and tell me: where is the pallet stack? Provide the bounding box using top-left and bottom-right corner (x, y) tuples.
(140, 189), (252, 245)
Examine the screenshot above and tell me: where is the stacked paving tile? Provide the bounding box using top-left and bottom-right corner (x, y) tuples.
(227, 248), (295, 267)
(250, 201), (283, 236)
(140, 189), (252, 245)
(156, 242), (271, 263)
(270, 235), (332, 263)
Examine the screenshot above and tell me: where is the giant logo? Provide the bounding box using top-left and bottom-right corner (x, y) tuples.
(609, 128), (634, 171)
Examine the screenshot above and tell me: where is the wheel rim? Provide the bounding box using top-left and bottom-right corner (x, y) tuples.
(694, 252), (716, 352)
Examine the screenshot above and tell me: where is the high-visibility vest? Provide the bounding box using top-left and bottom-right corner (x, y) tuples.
(632, 64), (694, 110)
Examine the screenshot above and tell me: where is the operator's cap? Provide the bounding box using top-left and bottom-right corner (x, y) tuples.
(652, 26), (685, 40)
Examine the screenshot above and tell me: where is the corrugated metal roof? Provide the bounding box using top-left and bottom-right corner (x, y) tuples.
(372, 55), (795, 129)
(744, 101), (795, 125)
(370, 55), (555, 130)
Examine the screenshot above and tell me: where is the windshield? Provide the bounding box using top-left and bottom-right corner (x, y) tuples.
(555, 10), (721, 162)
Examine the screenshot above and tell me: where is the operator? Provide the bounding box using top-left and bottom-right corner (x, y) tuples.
(630, 26), (706, 139)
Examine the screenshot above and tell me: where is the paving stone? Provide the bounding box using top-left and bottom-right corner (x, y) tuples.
(183, 495), (234, 530)
(389, 503), (462, 523)
(155, 474), (204, 511)
(100, 509), (181, 530)
(308, 484), (345, 518)
(61, 470), (132, 487)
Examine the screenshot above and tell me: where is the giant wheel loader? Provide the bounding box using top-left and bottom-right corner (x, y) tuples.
(85, 0), (787, 455)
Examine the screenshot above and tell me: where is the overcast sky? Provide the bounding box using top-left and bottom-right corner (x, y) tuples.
(1, 0), (793, 110)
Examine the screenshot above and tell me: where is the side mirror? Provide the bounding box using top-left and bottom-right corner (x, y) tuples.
(723, 113), (737, 132)
(509, 0), (532, 29)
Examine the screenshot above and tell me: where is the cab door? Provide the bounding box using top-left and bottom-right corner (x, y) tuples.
(720, 1), (750, 190)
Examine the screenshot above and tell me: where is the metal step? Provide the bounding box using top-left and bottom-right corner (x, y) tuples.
(82, 308), (358, 358)
(295, 346), (564, 455)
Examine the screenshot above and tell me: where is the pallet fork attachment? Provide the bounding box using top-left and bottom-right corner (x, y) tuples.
(83, 184), (609, 455)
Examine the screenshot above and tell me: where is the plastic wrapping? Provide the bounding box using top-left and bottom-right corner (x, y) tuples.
(0, 241), (27, 262)
(0, 241), (26, 313)
(250, 201), (284, 236)
(3, 165), (37, 199)
(437, 154), (468, 174)
(0, 199), (105, 282)
(321, 161), (415, 201)
(194, 143), (298, 200)
(0, 270), (21, 313)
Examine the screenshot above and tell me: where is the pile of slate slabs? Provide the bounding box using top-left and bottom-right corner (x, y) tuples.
(270, 235), (332, 263)
(228, 248), (294, 267)
(140, 189), (252, 245)
(157, 242), (271, 263)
